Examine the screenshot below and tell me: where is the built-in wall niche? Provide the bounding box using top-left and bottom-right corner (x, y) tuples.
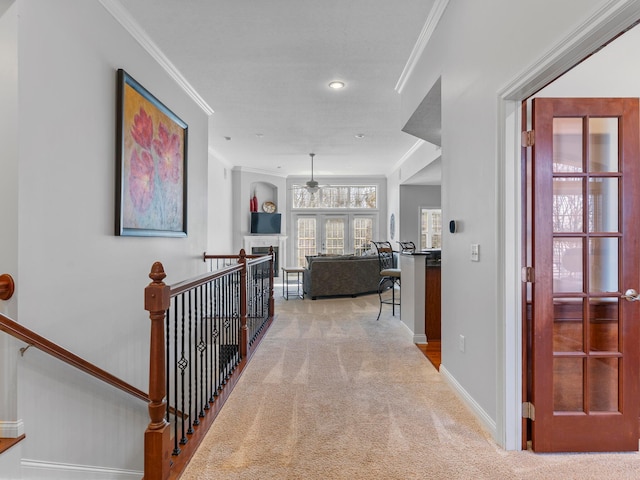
(250, 181), (278, 213)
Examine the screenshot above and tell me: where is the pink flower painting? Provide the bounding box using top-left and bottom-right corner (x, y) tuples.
(117, 70), (187, 236)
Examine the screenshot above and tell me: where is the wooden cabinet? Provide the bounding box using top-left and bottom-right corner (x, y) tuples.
(425, 265), (441, 340)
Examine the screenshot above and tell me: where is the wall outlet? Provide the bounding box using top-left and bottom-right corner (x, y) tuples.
(471, 244), (480, 262)
(459, 334), (465, 352)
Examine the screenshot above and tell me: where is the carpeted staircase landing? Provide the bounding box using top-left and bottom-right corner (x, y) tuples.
(180, 293), (640, 479)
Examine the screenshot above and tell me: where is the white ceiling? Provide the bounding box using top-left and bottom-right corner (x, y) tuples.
(116, 0), (437, 178)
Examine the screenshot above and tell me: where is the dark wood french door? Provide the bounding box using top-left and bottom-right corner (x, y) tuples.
(528, 97), (640, 452)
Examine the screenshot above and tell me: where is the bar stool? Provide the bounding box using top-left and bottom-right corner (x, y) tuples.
(397, 241), (416, 253)
(371, 241), (401, 321)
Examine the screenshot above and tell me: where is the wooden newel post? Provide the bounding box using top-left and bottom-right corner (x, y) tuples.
(0, 274), (15, 301)
(144, 262), (171, 480)
(268, 246), (275, 318)
(238, 249), (248, 359)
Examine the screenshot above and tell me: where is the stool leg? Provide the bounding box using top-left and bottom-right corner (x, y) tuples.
(392, 281), (396, 316)
(376, 277), (385, 321)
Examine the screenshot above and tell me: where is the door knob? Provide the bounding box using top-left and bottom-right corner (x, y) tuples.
(622, 289), (640, 302)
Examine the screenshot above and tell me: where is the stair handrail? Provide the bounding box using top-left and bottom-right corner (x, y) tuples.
(0, 312), (149, 403)
(144, 248), (275, 480)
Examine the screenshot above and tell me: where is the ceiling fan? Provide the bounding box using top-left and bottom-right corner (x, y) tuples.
(304, 153), (320, 194)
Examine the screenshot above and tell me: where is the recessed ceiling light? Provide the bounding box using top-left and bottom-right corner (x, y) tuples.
(355, 133), (365, 139)
(328, 81), (345, 89)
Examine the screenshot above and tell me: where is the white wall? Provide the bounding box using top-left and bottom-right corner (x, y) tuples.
(207, 150), (234, 254)
(399, 0), (618, 444)
(0, 3), (22, 476)
(3, 0), (225, 474)
(399, 185), (441, 248)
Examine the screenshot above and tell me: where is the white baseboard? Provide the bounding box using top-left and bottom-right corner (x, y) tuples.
(0, 419), (24, 438)
(413, 333), (427, 343)
(439, 364), (497, 440)
(21, 459), (142, 480)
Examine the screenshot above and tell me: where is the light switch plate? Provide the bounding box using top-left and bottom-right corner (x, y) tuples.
(471, 244), (480, 262)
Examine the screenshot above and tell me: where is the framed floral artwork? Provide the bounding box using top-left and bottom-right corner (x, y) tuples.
(115, 68), (188, 237)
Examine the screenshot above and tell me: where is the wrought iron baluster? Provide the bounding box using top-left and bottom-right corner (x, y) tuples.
(165, 308), (170, 424)
(187, 289), (194, 435)
(178, 295), (188, 446)
(172, 300), (180, 456)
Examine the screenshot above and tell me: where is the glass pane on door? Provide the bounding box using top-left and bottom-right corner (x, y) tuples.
(553, 117), (583, 172)
(589, 357), (618, 412)
(553, 238), (583, 293)
(553, 298), (584, 352)
(353, 217), (373, 255)
(588, 178), (618, 232)
(324, 218), (345, 255)
(553, 357), (583, 411)
(553, 178), (583, 232)
(588, 117), (618, 172)
(588, 237), (618, 293)
(297, 217), (316, 267)
(589, 298), (619, 352)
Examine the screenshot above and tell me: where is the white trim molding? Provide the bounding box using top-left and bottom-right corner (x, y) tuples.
(0, 419), (24, 438)
(21, 459), (142, 480)
(440, 365), (497, 439)
(99, 0), (214, 116)
(395, 0), (450, 94)
(500, 0), (640, 101)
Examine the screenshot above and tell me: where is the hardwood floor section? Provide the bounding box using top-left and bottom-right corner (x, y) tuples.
(416, 341), (441, 371)
(0, 435), (25, 454)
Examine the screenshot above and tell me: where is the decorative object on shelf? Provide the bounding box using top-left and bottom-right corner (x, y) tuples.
(262, 201), (276, 213)
(115, 69), (188, 237)
(252, 190), (258, 212)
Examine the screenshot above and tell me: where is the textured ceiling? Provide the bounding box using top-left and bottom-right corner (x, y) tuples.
(116, 0), (437, 178)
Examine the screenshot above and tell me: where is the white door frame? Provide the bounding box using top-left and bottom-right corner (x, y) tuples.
(497, 0), (640, 450)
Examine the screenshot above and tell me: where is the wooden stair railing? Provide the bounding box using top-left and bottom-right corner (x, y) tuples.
(145, 248), (275, 480)
(0, 313), (150, 403)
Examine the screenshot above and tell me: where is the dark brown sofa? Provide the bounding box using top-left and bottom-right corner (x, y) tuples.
(303, 255), (380, 299)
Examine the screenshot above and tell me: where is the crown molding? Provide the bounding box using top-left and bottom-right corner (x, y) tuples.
(99, 0), (214, 116)
(499, 0), (640, 101)
(232, 166), (289, 178)
(390, 139), (426, 175)
(395, 0), (450, 94)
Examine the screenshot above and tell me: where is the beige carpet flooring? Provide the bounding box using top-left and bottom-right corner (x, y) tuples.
(180, 293), (640, 479)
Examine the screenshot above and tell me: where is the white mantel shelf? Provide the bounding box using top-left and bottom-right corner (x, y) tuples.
(243, 235), (287, 259)
(243, 235), (288, 275)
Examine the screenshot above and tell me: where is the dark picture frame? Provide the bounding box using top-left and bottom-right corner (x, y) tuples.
(115, 68), (188, 237)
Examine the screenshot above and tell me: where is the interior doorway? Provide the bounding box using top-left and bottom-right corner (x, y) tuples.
(522, 22), (640, 451)
(498, 6), (640, 451)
